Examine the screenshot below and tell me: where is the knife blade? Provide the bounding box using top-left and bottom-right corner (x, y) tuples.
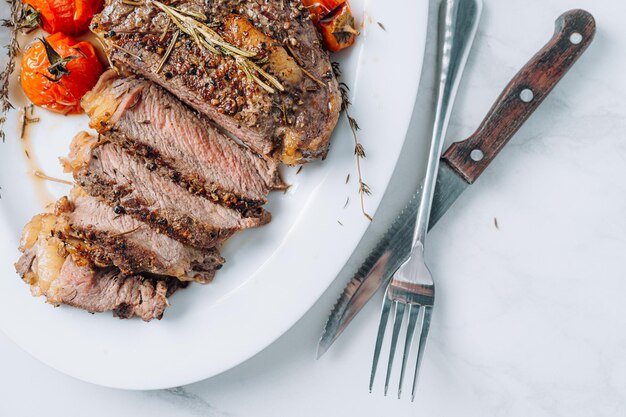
(318, 9), (596, 358)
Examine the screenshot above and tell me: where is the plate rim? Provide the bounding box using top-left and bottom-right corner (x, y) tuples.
(0, 0), (429, 390)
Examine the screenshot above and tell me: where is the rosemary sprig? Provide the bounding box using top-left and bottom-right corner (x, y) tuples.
(156, 29), (180, 74)
(159, 21), (171, 42)
(300, 66), (325, 87)
(169, 4), (207, 21)
(335, 64), (372, 221)
(151, 0), (284, 94)
(110, 43), (143, 61)
(284, 43), (324, 86)
(285, 43), (304, 66)
(0, 0), (21, 143)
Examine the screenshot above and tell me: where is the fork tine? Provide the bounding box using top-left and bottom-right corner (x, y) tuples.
(369, 295), (392, 392)
(383, 301), (405, 396)
(411, 306), (433, 402)
(398, 304), (420, 399)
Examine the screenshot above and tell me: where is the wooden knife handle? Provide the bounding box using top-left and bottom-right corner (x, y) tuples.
(442, 9), (596, 184)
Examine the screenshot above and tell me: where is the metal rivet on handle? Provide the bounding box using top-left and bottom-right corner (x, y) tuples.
(570, 32), (583, 44)
(520, 89), (534, 103)
(470, 149), (484, 162)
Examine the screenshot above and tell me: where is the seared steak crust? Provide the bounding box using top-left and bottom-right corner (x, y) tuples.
(107, 131), (268, 215)
(55, 257), (183, 321)
(69, 134), (270, 248)
(82, 70), (285, 213)
(92, 0), (341, 165)
(15, 211), (184, 321)
(56, 193), (224, 283)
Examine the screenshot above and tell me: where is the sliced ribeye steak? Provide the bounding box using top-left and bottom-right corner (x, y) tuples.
(55, 189), (224, 283)
(66, 132), (270, 248)
(92, 0), (341, 165)
(54, 257), (183, 321)
(15, 212), (183, 321)
(82, 70), (285, 213)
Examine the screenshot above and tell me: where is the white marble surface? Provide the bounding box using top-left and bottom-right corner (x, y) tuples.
(2, 0), (625, 415)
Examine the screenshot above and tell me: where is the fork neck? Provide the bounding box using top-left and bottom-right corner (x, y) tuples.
(411, 0), (482, 250)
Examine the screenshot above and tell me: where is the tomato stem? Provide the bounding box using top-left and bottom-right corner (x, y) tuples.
(39, 37), (78, 82)
(17, 4), (40, 33)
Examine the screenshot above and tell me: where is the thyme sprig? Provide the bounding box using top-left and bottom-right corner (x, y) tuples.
(20, 104), (39, 139)
(0, 0), (21, 143)
(334, 62), (372, 221)
(151, 0), (285, 94)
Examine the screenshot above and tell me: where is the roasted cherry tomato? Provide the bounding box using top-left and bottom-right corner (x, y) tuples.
(21, 32), (104, 114)
(318, 3), (357, 52)
(22, 0), (103, 35)
(304, 1), (330, 24)
(303, 0), (358, 52)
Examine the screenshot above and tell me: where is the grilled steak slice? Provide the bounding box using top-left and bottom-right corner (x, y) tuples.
(15, 212), (183, 321)
(92, 0), (341, 165)
(55, 190), (223, 283)
(66, 133), (270, 248)
(82, 70), (285, 212)
(55, 257), (183, 321)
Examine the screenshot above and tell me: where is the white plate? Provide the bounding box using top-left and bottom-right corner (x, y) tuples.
(0, 0), (428, 389)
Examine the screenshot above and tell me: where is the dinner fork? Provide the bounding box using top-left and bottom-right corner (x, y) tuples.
(369, 0), (482, 400)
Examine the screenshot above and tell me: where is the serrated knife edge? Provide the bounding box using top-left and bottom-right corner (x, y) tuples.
(317, 165), (467, 358)
(316, 192), (419, 358)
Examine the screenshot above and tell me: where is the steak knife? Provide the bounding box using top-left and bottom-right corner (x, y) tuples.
(317, 9), (596, 358)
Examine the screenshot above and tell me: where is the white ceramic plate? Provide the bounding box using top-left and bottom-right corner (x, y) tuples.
(0, 0), (428, 389)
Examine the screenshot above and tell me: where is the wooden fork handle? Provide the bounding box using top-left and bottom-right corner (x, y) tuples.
(442, 9), (596, 184)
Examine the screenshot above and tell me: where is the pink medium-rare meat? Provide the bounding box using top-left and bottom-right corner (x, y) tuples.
(82, 70), (285, 213)
(91, 0), (342, 165)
